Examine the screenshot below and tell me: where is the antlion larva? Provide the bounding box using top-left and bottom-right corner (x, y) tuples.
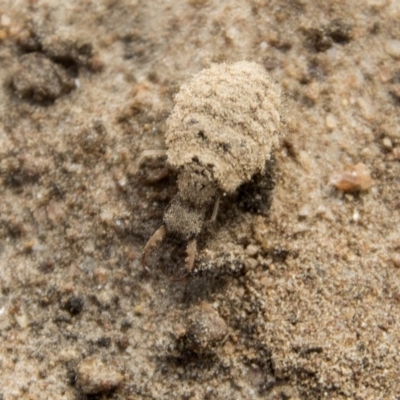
(142, 61), (284, 274)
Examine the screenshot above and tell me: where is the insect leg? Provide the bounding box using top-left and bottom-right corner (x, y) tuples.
(185, 237), (197, 272)
(141, 224), (167, 271)
(210, 194), (221, 222)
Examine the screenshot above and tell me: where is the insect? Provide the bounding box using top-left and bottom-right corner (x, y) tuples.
(142, 61), (283, 274)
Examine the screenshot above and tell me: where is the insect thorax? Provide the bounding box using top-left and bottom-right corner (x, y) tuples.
(176, 165), (217, 209)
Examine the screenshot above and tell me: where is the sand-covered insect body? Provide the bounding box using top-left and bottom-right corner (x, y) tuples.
(142, 61), (283, 273)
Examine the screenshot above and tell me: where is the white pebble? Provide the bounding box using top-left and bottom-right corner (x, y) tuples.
(0, 14), (11, 27)
(384, 39), (400, 59)
(298, 205), (311, 218)
(100, 210), (114, 223)
(326, 114), (337, 129)
(15, 312), (29, 329)
(246, 244), (259, 257)
(383, 137), (392, 149)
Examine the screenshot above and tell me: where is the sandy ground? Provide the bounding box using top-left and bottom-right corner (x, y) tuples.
(0, 0), (400, 399)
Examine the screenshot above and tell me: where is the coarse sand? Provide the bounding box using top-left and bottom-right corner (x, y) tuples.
(0, 1), (400, 399)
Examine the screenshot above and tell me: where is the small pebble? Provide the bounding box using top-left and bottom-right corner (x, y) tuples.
(367, 0), (386, 6)
(245, 244), (259, 257)
(94, 268), (108, 284)
(260, 275), (275, 289)
(330, 163), (373, 192)
(384, 39), (400, 59)
(11, 53), (75, 102)
(46, 201), (65, 222)
(293, 222), (308, 234)
(259, 41), (268, 51)
(326, 113), (337, 129)
(352, 211), (360, 222)
(77, 357), (123, 394)
(184, 302), (228, 352)
(357, 97), (375, 121)
(14, 311), (29, 329)
(1, 14), (11, 27)
(64, 295), (84, 316)
(100, 210), (114, 224)
(134, 304), (143, 315)
(393, 147), (400, 160)
(245, 258), (258, 270)
(58, 349), (79, 362)
(298, 205), (311, 218)
(382, 137), (392, 150)
(391, 253), (400, 268)
(304, 81), (321, 101)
